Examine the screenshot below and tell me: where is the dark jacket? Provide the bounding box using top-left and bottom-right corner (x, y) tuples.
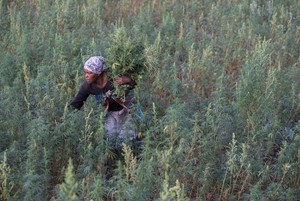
(70, 79), (134, 111)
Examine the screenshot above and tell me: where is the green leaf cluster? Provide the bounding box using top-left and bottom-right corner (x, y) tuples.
(106, 27), (147, 97)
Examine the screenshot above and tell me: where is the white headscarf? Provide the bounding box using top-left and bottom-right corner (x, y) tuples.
(84, 56), (105, 75)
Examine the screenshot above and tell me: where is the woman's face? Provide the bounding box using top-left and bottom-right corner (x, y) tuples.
(84, 69), (98, 84)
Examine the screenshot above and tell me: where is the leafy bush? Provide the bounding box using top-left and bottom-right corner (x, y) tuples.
(0, 0), (299, 200)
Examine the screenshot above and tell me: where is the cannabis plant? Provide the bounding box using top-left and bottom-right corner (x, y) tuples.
(105, 27), (147, 98)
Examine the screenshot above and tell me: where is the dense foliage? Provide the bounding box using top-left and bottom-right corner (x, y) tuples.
(106, 26), (149, 98)
(0, 0), (299, 200)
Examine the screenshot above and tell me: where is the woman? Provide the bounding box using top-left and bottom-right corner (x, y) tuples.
(70, 56), (136, 148)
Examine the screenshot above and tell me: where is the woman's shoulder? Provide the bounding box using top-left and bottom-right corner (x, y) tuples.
(79, 80), (99, 94)
(80, 80), (91, 90)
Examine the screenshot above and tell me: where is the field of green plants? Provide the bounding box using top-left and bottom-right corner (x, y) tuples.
(0, 0), (299, 200)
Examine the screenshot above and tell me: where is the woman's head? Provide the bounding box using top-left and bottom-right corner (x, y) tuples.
(84, 56), (105, 75)
(83, 56), (105, 84)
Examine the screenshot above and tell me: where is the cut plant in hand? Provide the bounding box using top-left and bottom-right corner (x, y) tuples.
(106, 27), (147, 98)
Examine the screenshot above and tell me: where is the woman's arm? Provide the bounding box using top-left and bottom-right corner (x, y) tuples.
(115, 76), (136, 87)
(69, 82), (90, 110)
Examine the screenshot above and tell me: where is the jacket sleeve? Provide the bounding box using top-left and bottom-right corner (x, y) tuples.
(69, 82), (90, 110)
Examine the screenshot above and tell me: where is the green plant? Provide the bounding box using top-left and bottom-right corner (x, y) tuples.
(106, 27), (147, 98)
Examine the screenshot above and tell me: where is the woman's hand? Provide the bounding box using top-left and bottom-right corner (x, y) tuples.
(115, 76), (133, 85)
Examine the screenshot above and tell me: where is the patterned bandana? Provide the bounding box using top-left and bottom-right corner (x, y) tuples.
(84, 56), (105, 75)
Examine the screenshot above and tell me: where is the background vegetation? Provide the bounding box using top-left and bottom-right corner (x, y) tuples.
(0, 0), (299, 200)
